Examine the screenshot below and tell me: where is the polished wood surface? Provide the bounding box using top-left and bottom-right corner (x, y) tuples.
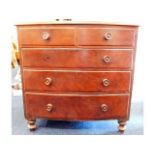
(21, 49), (133, 69)
(16, 22), (138, 132)
(18, 27), (75, 46)
(25, 93), (129, 120)
(18, 25), (137, 47)
(23, 70), (131, 93)
(77, 28), (136, 46)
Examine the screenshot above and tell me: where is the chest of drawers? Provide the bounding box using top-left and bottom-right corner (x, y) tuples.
(16, 22), (138, 133)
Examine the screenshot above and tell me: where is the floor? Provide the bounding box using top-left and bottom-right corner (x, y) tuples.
(12, 67), (143, 135)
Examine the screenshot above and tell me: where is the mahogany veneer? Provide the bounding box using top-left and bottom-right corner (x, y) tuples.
(16, 22), (138, 133)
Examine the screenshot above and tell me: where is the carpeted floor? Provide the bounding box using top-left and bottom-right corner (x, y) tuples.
(12, 68), (143, 135)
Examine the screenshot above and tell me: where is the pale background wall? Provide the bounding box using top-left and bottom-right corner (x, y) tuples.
(0, 0), (155, 154)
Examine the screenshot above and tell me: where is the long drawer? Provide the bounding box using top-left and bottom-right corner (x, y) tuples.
(23, 70), (131, 93)
(21, 49), (133, 69)
(25, 93), (129, 120)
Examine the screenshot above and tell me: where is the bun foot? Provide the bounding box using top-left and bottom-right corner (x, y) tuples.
(118, 120), (126, 133)
(27, 120), (36, 131)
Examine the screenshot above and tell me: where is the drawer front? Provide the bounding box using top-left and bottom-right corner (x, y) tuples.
(21, 49), (133, 69)
(18, 27), (75, 46)
(25, 93), (129, 120)
(23, 70), (131, 93)
(78, 28), (136, 46)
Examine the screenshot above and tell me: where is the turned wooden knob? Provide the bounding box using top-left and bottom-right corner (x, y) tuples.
(46, 103), (53, 112)
(42, 32), (50, 40)
(100, 104), (108, 112)
(103, 55), (111, 63)
(104, 32), (112, 40)
(102, 79), (110, 87)
(44, 77), (52, 86)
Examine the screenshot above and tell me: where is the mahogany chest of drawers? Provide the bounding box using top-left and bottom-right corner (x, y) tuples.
(16, 22), (138, 133)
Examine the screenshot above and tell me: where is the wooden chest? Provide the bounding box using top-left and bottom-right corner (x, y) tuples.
(16, 21), (138, 132)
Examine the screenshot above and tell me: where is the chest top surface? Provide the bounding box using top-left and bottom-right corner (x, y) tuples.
(16, 21), (139, 26)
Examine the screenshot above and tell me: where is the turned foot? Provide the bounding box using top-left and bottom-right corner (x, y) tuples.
(118, 120), (127, 133)
(27, 120), (36, 131)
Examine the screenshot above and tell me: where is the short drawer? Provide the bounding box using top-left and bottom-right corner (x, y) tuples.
(18, 27), (75, 46)
(23, 70), (131, 93)
(78, 27), (136, 46)
(21, 49), (133, 69)
(25, 93), (129, 120)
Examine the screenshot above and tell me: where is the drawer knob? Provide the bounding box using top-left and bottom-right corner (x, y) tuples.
(42, 32), (50, 40)
(100, 104), (108, 112)
(44, 77), (52, 86)
(46, 103), (53, 112)
(103, 55), (111, 63)
(102, 79), (110, 87)
(104, 32), (112, 40)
